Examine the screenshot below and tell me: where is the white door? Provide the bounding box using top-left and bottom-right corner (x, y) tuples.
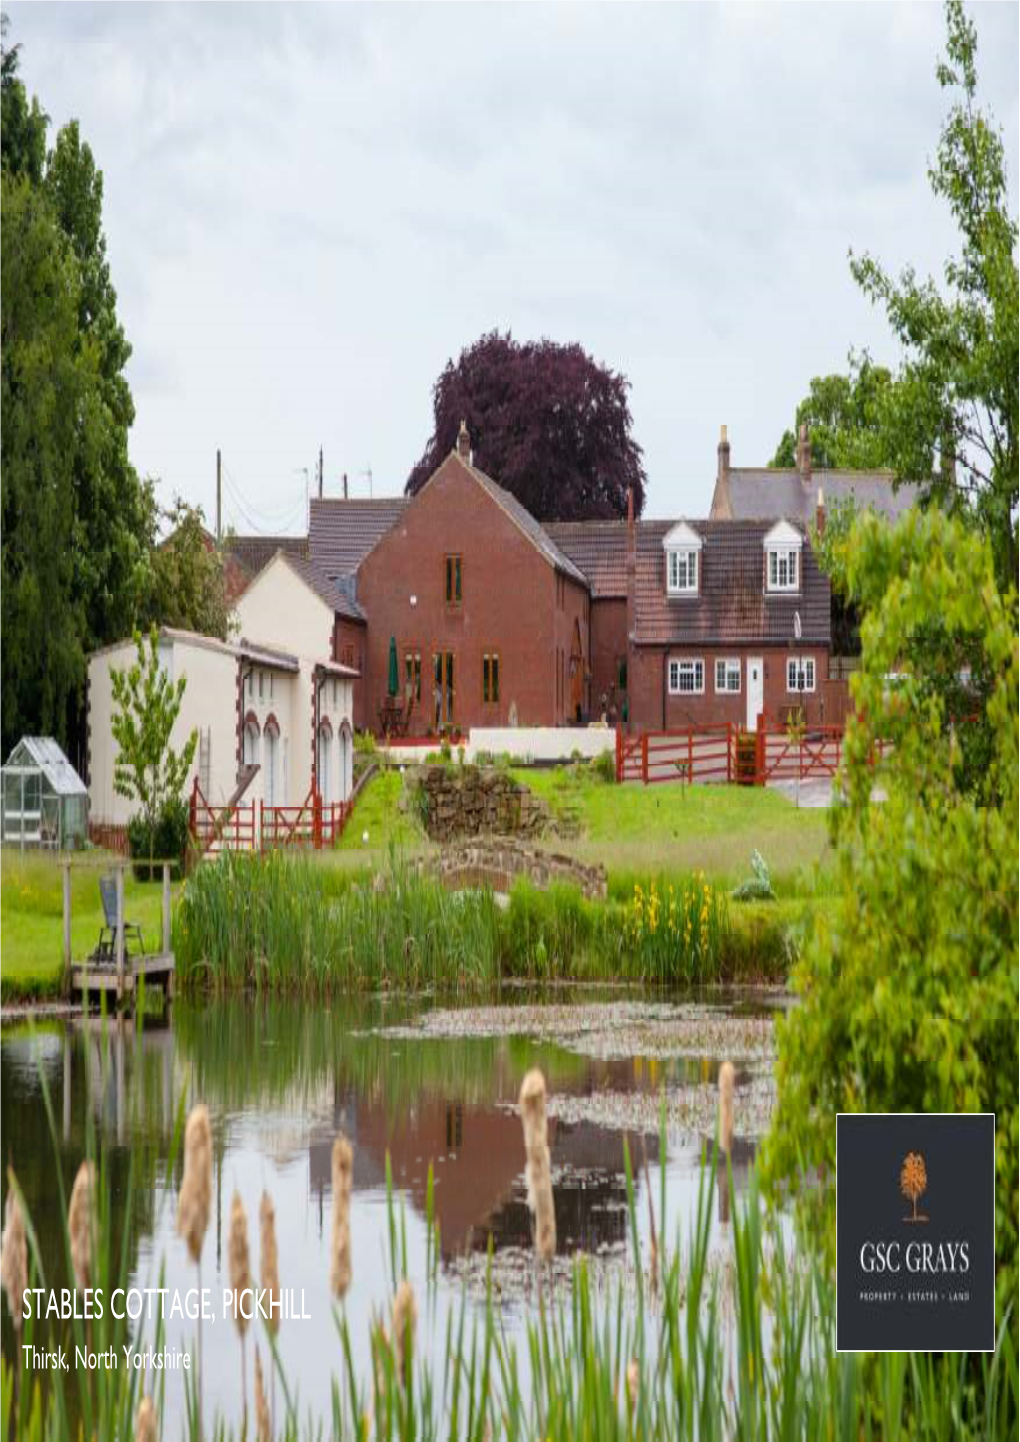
(746, 657), (764, 730)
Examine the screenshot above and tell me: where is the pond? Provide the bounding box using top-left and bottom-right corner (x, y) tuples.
(0, 987), (785, 1432)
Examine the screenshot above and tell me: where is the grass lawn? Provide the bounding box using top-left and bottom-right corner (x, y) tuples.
(515, 766), (833, 889)
(333, 767), (425, 863)
(329, 762), (831, 894)
(1, 851), (181, 999)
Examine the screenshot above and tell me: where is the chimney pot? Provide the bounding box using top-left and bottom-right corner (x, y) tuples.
(717, 423), (731, 485)
(815, 484), (825, 536)
(457, 419), (471, 460)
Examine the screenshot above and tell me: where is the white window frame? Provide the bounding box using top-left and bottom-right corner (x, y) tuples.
(786, 656), (816, 693)
(715, 658), (741, 694)
(767, 547), (799, 592)
(666, 548), (698, 595)
(668, 658), (705, 695)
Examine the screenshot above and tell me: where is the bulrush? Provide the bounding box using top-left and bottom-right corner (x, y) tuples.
(1, 1177), (28, 1328)
(519, 1068), (556, 1262)
(229, 1191), (252, 1428)
(229, 1191), (252, 1333)
(626, 1359), (640, 1410)
(718, 1061), (735, 1155)
(254, 1346), (271, 1442)
(392, 1278), (418, 1377)
(177, 1105), (212, 1262)
(260, 1191), (281, 1336)
(68, 1160), (96, 1292)
(330, 1135), (353, 1300)
(134, 1394), (158, 1442)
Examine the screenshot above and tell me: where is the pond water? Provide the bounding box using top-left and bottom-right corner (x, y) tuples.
(0, 987), (784, 1431)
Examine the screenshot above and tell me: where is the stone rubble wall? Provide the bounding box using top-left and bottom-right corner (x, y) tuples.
(408, 764), (550, 842)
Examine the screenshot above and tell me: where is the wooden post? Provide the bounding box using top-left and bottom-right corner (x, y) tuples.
(162, 863), (171, 955)
(62, 862), (72, 991)
(115, 864), (126, 995)
(687, 728), (693, 786)
(755, 712), (766, 787)
(726, 722), (732, 784)
(641, 733), (648, 786)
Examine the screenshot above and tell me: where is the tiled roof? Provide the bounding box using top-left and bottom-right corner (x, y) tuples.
(225, 534), (307, 577)
(309, 498), (408, 578)
(237, 639), (301, 672)
(720, 468), (921, 524)
(632, 520), (830, 647)
(278, 551), (367, 622)
(463, 461), (588, 587)
(545, 520), (629, 598)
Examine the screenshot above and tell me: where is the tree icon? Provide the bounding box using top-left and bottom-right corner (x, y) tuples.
(900, 1152), (928, 1223)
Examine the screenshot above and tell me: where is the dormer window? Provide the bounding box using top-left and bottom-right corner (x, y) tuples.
(764, 520), (803, 594)
(662, 521), (703, 597)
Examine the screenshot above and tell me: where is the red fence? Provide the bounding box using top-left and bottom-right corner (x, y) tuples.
(190, 781), (351, 855)
(616, 717), (848, 787)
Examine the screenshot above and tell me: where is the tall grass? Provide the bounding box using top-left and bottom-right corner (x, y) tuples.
(174, 853), (754, 993)
(3, 1055), (1015, 1440)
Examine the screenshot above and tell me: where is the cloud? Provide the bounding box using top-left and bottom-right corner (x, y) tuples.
(7, 1), (1018, 525)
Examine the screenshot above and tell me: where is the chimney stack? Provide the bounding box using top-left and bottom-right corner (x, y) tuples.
(815, 485), (825, 536)
(796, 423), (812, 481)
(717, 424), (730, 485)
(457, 419), (471, 462)
(342, 471), (348, 500)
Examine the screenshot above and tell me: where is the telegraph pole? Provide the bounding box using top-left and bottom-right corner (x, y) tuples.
(216, 448), (222, 542)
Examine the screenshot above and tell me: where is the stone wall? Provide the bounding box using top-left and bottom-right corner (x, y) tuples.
(408, 764), (549, 842)
(424, 836), (607, 900)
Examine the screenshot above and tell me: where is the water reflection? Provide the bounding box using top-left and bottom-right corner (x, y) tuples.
(1, 990), (770, 1429)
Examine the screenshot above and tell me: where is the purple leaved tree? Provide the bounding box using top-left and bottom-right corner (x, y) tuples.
(407, 331), (646, 520)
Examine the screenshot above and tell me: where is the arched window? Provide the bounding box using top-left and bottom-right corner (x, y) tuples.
(243, 715), (261, 769)
(263, 717), (280, 808)
(337, 721), (354, 803)
(317, 719), (333, 805)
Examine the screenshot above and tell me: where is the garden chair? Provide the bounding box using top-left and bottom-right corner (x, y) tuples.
(94, 876), (145, 962)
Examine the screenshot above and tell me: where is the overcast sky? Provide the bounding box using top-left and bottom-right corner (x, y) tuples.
(9, 3), (1019, 529)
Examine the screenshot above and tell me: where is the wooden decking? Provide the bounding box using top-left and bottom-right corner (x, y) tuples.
(70, 952), (175, 1002)
(64, 860), (175, 1011)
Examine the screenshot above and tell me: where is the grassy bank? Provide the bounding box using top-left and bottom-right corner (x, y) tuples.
(173, 851), (813, 993)
(0, 852), (180, 1000)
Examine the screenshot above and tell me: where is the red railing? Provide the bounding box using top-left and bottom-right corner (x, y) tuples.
(260, 788), (350, 850)
(615, 717), (852, 787)
(189, 783), (257, 855)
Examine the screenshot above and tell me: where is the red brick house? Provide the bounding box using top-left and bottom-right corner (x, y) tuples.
(310, 424), (590, 736)
(302, 422), (843, 736)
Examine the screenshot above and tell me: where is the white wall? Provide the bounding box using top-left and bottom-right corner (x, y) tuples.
(234, 561), (355, 805)
(379, 725), (616, 765)
(88, 634), (237, 828)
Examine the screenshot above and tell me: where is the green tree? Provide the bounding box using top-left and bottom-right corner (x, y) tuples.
(1, 15), (47, 185)
(0, 24), (152, 757)
(763, 507), (1018, 1323)
(0, 177), (94, 751)
(770, 356), (923, 472)
(851, 0), (1018, 590)
(110, 628), (198, 871)
(139, 499), (231, 641)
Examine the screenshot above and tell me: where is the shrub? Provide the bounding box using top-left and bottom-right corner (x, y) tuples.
(590, 749), (616, 784)
(763, 510), (1019, 1327)
(127, 796), (190, 881)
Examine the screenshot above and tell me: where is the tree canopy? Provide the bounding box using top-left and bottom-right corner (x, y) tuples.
(770, 357), (915, 471)
(0, 23), (224, 761)
(407, 331), (646, 521)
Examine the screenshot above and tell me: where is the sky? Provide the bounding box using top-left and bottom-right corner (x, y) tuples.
(8, 2), (1019, 531)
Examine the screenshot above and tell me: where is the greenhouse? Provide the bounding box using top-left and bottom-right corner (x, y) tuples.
(1, 736), (88, 850)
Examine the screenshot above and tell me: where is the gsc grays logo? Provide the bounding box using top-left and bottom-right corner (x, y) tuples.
(836, 1113), (995, 1353)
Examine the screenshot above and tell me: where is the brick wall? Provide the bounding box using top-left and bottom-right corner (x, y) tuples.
(629, 645), (832, 730)
(355, 455), (580, 736)
(589, 597), (627, 719)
